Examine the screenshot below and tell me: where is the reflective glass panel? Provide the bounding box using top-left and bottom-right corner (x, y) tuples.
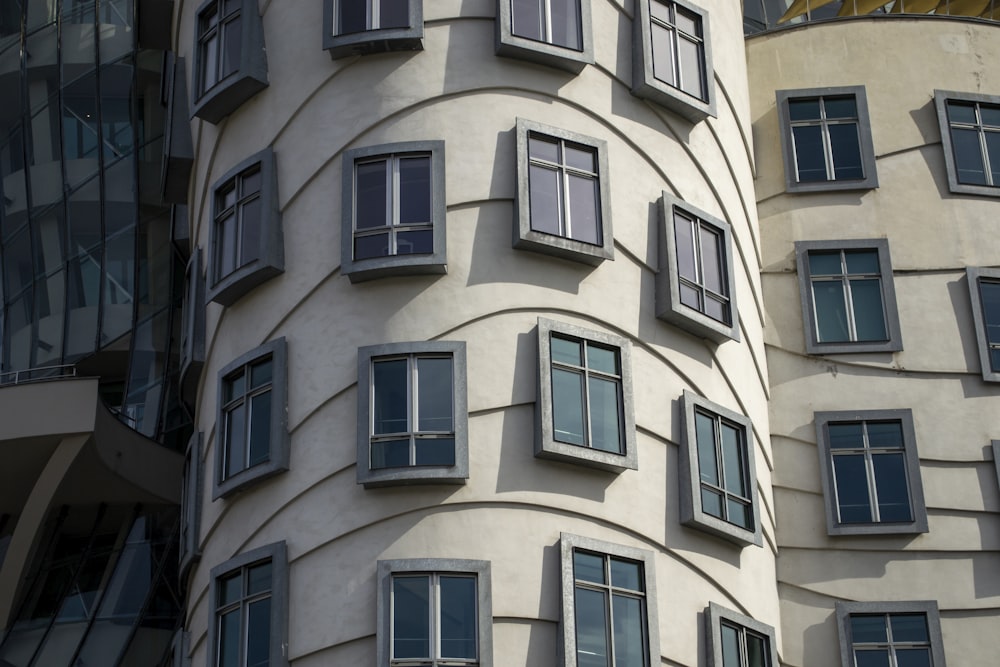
(588, 375), (622, 453)
(850, 615), (887, 643)
(829, 123), (863, 180)
(833, 454), (872, 522)
(586, 343), (617, 374)
(398, 156), (431, 225)
(612, 594), (644, 667)
(417, 357), (452, 432)
(356, 160), (388, 230)
(850, 279), (887, 341)
(574, 551), (605, 584)
(439, 576), (477, 659)
(696, 411), (719, 485)
(380, 0), (410, 28)
(872, 453), (911, 522)
(567, 173), (600, 244)
(511, 0), (543, 41)
(552, 367), (585, 446)
(609, 558), (641, 591)
(792, 125), (827, 181)
(529, 164), (562, 236)
(373, 358), (408, 434)
(549, 0), (582, 50)
(393, 575), (430, 659)
(574, 587), (609, 667)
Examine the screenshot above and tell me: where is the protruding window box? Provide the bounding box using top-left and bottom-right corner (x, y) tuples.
(495, 0), (594, 73)
(323, 0), (424, 59)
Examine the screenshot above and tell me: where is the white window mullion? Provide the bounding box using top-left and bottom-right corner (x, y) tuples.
(431, 574), (441, 662)
(408, 355), (417, 465)
(388, 157), (398, 255)
(863, 424), (882, 523)
(370, 0), (378, 30)
(543, 0), (553, 43)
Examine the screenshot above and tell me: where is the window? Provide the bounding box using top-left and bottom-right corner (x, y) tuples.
(815, 409), (928, 536)
(214, 338), (288, 499)
(559, 533), (659, 667)
(356, 341), (468, 487)
(680, 391), (761, 547)
(705, 603), (779, 667)
(180, 247), (206, 405)
(323, 0), (423, 58)
(514, 119), (613, 265)
(795, 239), (902, 354)
(208, 542), (288, 667)
(835, 601), (946, 667)
(207, 148), (284, 306)
(777, 86), (878, 192)
(632, 0), (715, 122)
(656, 193), (738, 342)
(180, 432), (203, 580)
(535, 318), (636, 472)
(341, 141), (446, 282)
(192, 0), (268, 124)
(495, 0), (593, 72)
(966, 267), (1000, 382)
(376, 559), (492, 667)
(935, 90), (1000, 196)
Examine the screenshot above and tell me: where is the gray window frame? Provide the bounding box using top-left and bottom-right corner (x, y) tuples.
(180, 247), (206, 405)
(559, 533), (660, 667)
(514, 119), (614, 266)
(180, 431), (203, 581)
(535, 318), (637, 472)
(777, 86), (878, 193)
(631, 0), (716, 122)
(993, 440), (1000, 492)
(679, 391), (761, 547)
(966, 267), (1000, 382)
(705, 603), (779, 667)
(341, 141), (447, 283)
(207, 541), (289, 667)
(207, 148), (284, 306)
(191, 0), (269, 124)
(495, 0), (594, 72)
(357, 341), (469, 487)
(214, 338), (289, 500)
(162, 53), (194, 204)
(323, 0), (423, 59)
(795, 239), (903, 355)
(656, 192), (738, 343)
(815, 409), (928, 536)
(835, 601), (947, 667)
(934, 89), (1000, 198)
(376, 558), (493, 667)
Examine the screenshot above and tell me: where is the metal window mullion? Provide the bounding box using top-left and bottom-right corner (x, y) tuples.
(408, 354), (417, 465)
(559, 155), (572, 238)
(818, 99), (839, 181)
(860, 423), (883, 523)
(371, 0), (379, 30)
(542, 0), (553, 43)
(388, 157), (398, 254)
(977, 107), (995, 185)
(431, 573), (441, 662)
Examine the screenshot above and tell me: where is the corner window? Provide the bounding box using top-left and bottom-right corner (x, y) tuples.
(680, 391), (761, 547)
(966, 267), (1000, 381)
(495, 0), (593, 72)
(535, 318), (636, 472)
(632, 0), (716, 122)
(935, 90), (1000, 197)
(815, 409), (928, 536)
(795, 239), (902, 354)
(777, 86), (878, 192)
(835, 601), (946, 667)
(376, 559), (492, 667)
(180, 432), (203, 580)
(341, 141), (446, 282)
(514, 119), (613, 265)
(207, 148), (284, 306)
(656, 193), (738, 342)
(559, 533), (659, 667)
(705, 603), (778, 667)
(214, 338), (288, 499)
(208, 542), (288, 667)
(357, 341), (468, 487)
(323, 0), (423, 59)
(192, 0), (269, 124)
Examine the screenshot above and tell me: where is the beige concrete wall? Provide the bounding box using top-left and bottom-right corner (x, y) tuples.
(748, 17), (1000, 667)
(179, 1), (775, 665)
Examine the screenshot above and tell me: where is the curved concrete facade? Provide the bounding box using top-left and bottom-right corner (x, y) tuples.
(178, 1), (777, 665)
(749, 17), (1000, 667)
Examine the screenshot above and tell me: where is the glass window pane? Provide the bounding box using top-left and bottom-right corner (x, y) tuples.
(890, 614), (929, 642)
(981, 105), (1000, 126)
(850, 279), (888, 341)
(833, 455), (872, 523)
(567, 173), (600, 245)
(417, 357), (453, 432)
(373, 358), (408, 435)
(586, 344), (618, 375)
(222, 16), (241, 78)
(356, 161), (388, 230)
(247, 390), (271, 467)
(947, 101), (977, 123)
(677, 35), (704, 99)
(951, 127), (987, 185)
(552, 335), (582, 366)
(699, 225), (723, 293)
(651, 23), (676, 86)
(246, 597), (271, 667)
(239, 196), (262, 266)
(529, 135), (560, 162)
(828, 422), (863, 449)
(680, 283), (702, 311)
(529, 164), (562, 236)
(225, 403), (246, 478)
(788, 98), (821, 121)
(809, 251), (842, 276)
(866, 421), (903, 449)
(565, 144), (596, 172)
(844, 250), (879, 275)
(855, 650), (891, 667)
(720, 422), (746, 496)
(371, 438), (410, 468)
(674, 212), (697, 282)
(414, 437), (455, 466)
(675, 8), (699, 35)
(219, 572), (242, 606)
(588, 376), (622, 453)
(979, 281), (1000, 345)
(396, 229), (433, 254)
(701, 488), (723, 518)
(985, 131), (1000, 184)
(226, 370), (246, 403)
(574, 587), (609, 667)
(511, 0), (543, 41)
(247, 562), (271, 595)
(380, 0), (410, 28)
(549, 0), (582, 50)
(812, 280), (850, 342)
(695, 412), (719, 485)
(792, 125), (827, 181)
(574, 551), (605, 584)
(721, 624), (740, 667)
(218, 609), (240, 667)
(824, 96), (857, 119)
(251, 358), (272, 389)
(398, 156), (431, 224)
(439, 576), (477, 659)
(727, 498), (751, 529)
(338, 0), (367, 33)
(746, 633), (768, 667)
(895, 648), (932, 667)
(872, 453), (912, 522)
(355, 232), (390, 259)
(612, 594), (644, 667)
(393, 576), (430, 659)
(829, 123), (863, 180)
(609, 558), (641, 591)
(850, 615), (887, 643)
(552, 368), (585, 446)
